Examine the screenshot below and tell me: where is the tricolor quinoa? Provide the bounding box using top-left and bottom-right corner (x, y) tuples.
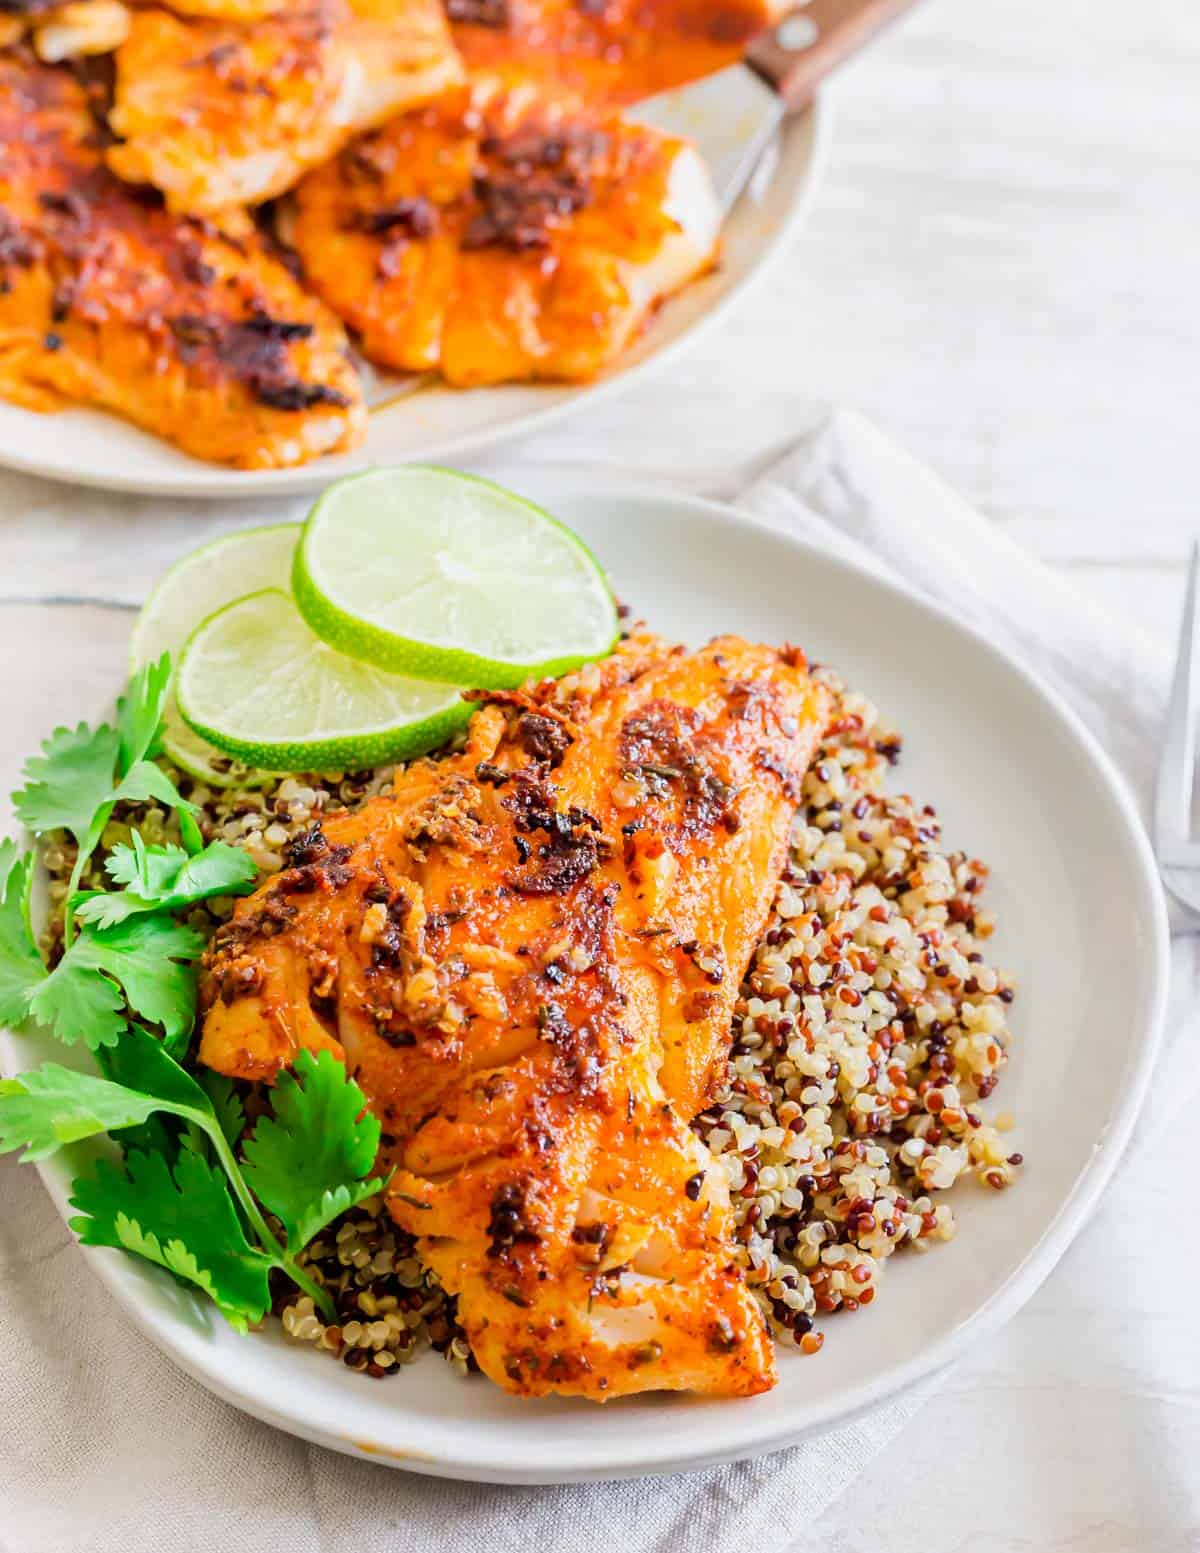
(43, 664), (1018, 1376)
(693, 666), (1018, 1355)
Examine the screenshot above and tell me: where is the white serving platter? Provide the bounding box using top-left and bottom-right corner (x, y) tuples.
(0, 480), (1169, 1482)
(0, 105), (828, 499)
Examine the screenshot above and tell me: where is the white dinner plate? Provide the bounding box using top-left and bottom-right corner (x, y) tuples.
(0, 105), (828, 500)
(0, 481), (1169, 1483)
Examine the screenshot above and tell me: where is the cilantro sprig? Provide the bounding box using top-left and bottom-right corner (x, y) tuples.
(0, 653), (390, 1329)
(3, 653), (247, 1045)
(1, 1023), (384, 1323)
(0, 841), (42, 1029)
(241, 1050), (386, 1250)
(79, 833), (256, 929)
(28, 914), (205, 1055)
(13, 655), (196, 943)
(73, 1146), (277, 1331)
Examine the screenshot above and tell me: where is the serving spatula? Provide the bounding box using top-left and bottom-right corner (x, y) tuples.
(632, 0), (922, 211)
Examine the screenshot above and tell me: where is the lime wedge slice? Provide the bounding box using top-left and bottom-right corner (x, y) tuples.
(176, 589), (469, 772)
(293, 467), (618, 688)
(130, 524), (299, 787)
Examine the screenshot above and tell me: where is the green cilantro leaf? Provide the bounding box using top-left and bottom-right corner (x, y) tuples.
(26, 956), (126, 1050)
(110, 760), (196, 818)
(0, 840), (45, 1027)
(70, 1147), (274, 1331)
(0, 1028), (214, 1162)
(98, 1029), (199, 1158)
(97, 1020), (215, 1111)
(199, 1070), (246, 1150)
(12, 722), (121, 845)
(103, 832), (181, 893)
(116, 653), (171, 775)
(77, 835), (256, 929)
(0, 1066), (168, 1161)
(112, 1109), (181, 1163)
(1, 1026), (336, 1325)
(87, 917), (205, 1047)
(178, 809), (205, 856)
(28, 916), (204, 1053)
(12, 655), (197, 947)
(241, 1049), (387, 1250)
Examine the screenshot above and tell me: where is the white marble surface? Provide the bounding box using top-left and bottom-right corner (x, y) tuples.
(2, 0), (1199, 1546)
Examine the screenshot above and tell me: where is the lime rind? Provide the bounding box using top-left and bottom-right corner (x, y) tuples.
(177, 701), (471, 774)
(161, 721), (275, 791)
(130, 523), (301, 787)
(128, 521), (300, 673)
(176, 588), (471, 773)
(293, 466), (619, 689)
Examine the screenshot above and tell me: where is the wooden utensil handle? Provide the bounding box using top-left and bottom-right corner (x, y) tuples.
(746, 0), (921, 112)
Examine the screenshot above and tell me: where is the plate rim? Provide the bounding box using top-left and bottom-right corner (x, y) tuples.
(0, 102), (831, 501)
(5, 481), (1171, 1482)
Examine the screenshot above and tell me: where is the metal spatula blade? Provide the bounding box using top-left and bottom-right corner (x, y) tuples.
(630, 66), (785, 215)
(631, 0), (921, 213)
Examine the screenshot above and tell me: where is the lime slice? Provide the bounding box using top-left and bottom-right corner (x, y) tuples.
(176, 589), (470, 772)
(130, 524), (299, 667)
(131, 524), (299, 787)
(293, 467), (618, 688)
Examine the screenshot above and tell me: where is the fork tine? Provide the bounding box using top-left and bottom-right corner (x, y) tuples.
(1155, 540), (1200, 854)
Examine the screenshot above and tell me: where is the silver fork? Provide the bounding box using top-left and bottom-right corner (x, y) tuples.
(1155, 540), (1200, 917)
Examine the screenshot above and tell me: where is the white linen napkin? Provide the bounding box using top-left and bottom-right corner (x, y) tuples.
(1, 408), (1193, 1553)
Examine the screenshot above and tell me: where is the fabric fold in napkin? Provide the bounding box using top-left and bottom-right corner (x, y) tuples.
(1, 407), (1193, 1553)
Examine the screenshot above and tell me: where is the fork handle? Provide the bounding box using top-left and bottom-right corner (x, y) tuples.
(746, 0), (922, 113)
